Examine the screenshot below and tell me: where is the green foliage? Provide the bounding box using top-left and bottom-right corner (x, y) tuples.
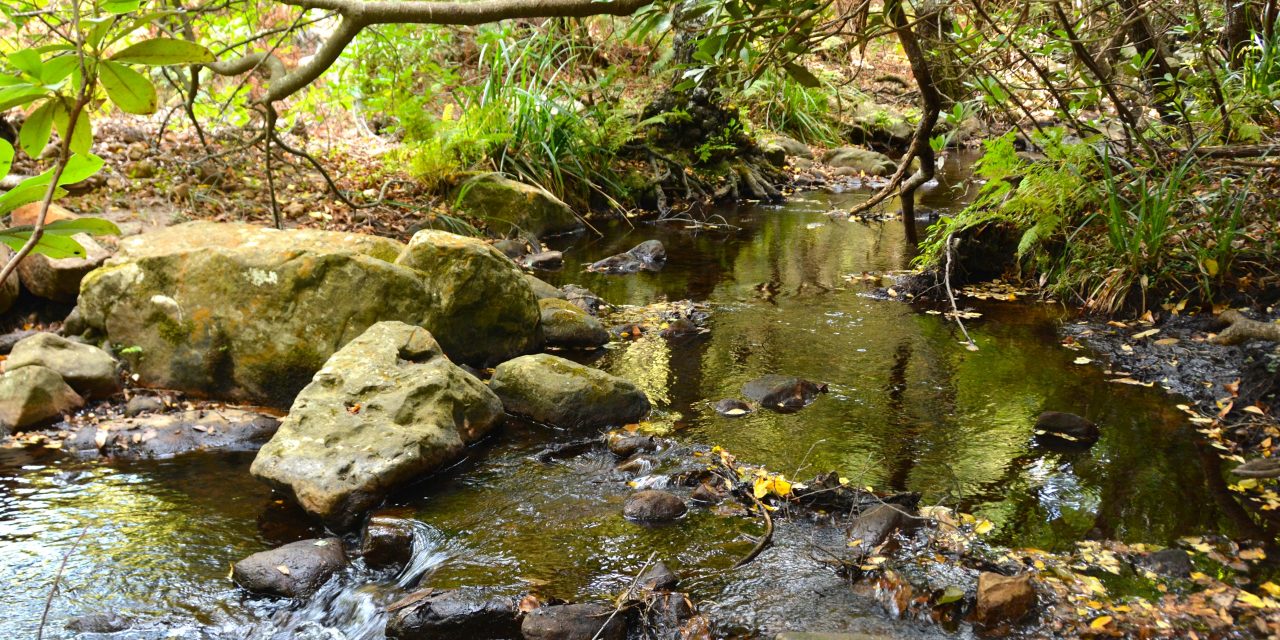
(0, 0), (212, 261)
(741, 69), (841, 145)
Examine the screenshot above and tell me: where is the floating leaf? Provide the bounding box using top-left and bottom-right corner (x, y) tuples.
(1073, 357), (1093, 365)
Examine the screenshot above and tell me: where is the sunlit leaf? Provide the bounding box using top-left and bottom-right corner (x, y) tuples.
(111, 38), (214, 65)
(99, 60), (157, 114)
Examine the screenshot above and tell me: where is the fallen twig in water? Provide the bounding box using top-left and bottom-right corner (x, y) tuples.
(944, 233), (979, 351)
(591, 551), (656, 640)
(37, 525), (90, 640)
(733, 491), (775, 569)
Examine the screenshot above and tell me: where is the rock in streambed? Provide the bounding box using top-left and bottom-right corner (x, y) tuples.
(489, 354), (650, 429)
(251, 321), (503, 531)
(232, 538), (347, 598)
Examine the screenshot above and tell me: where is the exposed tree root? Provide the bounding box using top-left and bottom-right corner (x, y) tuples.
(1212, 310), (1280, 345)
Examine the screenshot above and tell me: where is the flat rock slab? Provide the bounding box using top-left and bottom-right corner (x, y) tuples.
(251, 322), (503, 531)
(232, 538), (346, 598)
(62, 408), (279, 458)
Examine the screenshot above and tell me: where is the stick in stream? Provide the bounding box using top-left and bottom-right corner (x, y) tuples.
(590, 551), (656, 640)
(733, 491), (774, 569)
(36, 526), (90, 640)
(944, 234), (978, 351)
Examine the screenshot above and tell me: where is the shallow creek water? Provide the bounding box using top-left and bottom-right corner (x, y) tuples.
(1, 161), (1236, 639)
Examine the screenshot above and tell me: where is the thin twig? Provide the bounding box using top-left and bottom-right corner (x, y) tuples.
(943, 234), (978, 351)
(733, 491), (774, 568)
(36, 526), (90, 640)
(590, 551), (655, 640)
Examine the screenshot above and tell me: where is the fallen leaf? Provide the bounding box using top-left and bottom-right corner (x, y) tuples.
(275, 565), (290, 575)
(1132, 328), (1160, 339)
(1074, 357), (1093, 365)
(1090, 615), (1113, 629)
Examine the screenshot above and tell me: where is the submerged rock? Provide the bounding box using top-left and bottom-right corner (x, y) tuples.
(742, 375), (828, 412)
(65, 613), (133, 633)
(5, 332), (120, 397)
(452, 172), (584, 239)
(539, 298), (609, 349)
(974, 572), (1035, 626)
(606, 433), (657, 458)
(624, 489), (687, 522)
(489, 354), (650, 429)
(17, 232), (112, 302)
(586, 240), (666, 274)
(63, 408), (278, 458)
(1033, 411), (1098, 445)
(232, 538), (346, 598)
(387, 589), (521, 640)
(637, 560), (680, 592)
(251, 322), (503, 530)
(0, 365), (83, 433)
(521, 603), (625, 640)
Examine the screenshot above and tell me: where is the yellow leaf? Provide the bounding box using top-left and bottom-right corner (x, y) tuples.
(1239, 548), (1266, 561)
(1236, 591), (1266, 608)
(275, 564), (291, 575)
(1260, 582), (1280, 597)
(1074, 357), (1093, 365)
(1090, 615), (1113, 629)
(1244, 405), (1266, 415)
(974, 519), (994, 535)
(1204, 258), (1219, 276)
(753, 477), (770, 499)
(1238, 478), (1260, 490)
(772, 475), (793, 497)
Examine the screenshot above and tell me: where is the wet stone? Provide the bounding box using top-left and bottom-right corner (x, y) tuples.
(65, 612), (133, 633)
(1137, 548), (1193, 578)
(714, 398), (752, 417)
(124, 395), (166, 417)
(690, 481), (725, 504)
(562, 284), (607, 315)
(586, 240), (666, 274)
(360, 516), (417, 572)
(386, 589), (520, 640)
(624, 489), (687, 522)
(232, 538), (347, 598)
(520, 250), (564, 271)
(1033, 411), (1099, 445)
(638, 560), (679, 592)
(974, 572), (1035, 626)
(607, 433), (657, 458)
(521, 603), (625, 640)
(847, 504), (915, 555)
(742, 375), (828, 412)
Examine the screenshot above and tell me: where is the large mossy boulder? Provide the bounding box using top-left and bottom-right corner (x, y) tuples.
(489, 354), (650, 429)
(452, 173), (584, 239)
(395, 229), (542, 365)
(251, 322), (503, 530)
(76, 222), (539, 406)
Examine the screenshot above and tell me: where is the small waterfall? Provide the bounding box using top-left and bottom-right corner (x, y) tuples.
(231, 521), (449, 640)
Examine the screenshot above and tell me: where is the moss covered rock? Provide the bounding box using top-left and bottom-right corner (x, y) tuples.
(6, 332), (120, 397)
(539, 298), (608, 349)
(251, 322), (503, 530)
(822, 147), (897, 176)
(489, 353), (649, 428)
(452, 173), (584, 239)
(77, 222), (430, 406)
(396, 230), (543, 365)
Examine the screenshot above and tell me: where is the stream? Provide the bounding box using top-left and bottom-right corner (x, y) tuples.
(0, 158), (1236, 639)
